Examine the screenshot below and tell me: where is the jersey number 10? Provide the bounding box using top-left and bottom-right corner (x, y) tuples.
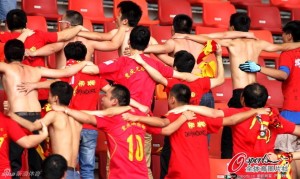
(127, 134), (144, 161)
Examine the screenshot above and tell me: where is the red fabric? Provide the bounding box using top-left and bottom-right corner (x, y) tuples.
(224, 107), (295, 157)
(0, 113), (26, 176)
(98, 54), (173, 109)
(279, 48), (300, 111)
(165, 78), (210, 105)
(196, 40), (217, 64)
(165, 113), (222, 179)
(95, 110), (152, 179)
(66, 60), (107, 130)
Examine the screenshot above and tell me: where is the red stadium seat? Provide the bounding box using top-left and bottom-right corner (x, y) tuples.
(93, 50), (119, 65)
(151, 134), (164, 179)
(229, 0), (266, 8)
(153, 99), (169, 117)
(26, 16), (48, 32)
(68, 0), (113, 25)
(209, 158), (232, 179)
(22, 0), (61, 21)
(46, 54), (56, 69)
(270, 0), (300, 10)
(202, 2), (236, 28)
(291, 8), (300, 20)
(113, 0), (159, 26)
(103, 22), (118, 33)
(211, 78), (232, 103)
(247, 6), (282, 34)
(195, 26), (229, 56)
(188, 0), (227, 5)
(158, 0), (192, 26)
(149, 25), (172, 44)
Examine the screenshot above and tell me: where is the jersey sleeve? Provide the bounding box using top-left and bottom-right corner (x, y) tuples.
(279, 51), (293, 69)
(154, 60), (173, 78)
(0, 32), (14, 43)
(205, 117), (223, 134)
(96, 115), (113, 132)
(40, 31), (58, 43)
(7, 117), (26, 142)
(276, 116), (296, 134)
(99, 77), (109, 89)
(146, 125), (162, 134)
(198, 77), (211, 93)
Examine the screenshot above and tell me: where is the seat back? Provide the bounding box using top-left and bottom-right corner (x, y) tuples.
(158, 0), (192, 25)
(202, 2), (236, 28)
(248, 6), (282, 34)
(26, 16), (48, 31)
(291, 8), (300, 20)
(149, 25), (172, 44)
(270, 0), (300, 9)
(22, 0), (60, 20)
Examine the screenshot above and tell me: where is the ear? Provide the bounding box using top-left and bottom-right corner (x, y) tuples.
(170, 96), (176, 104)
(122, 19), (128, 25)
(54, 95), (59, 104)
(287, 33), (294, 42)
(240, 96), (245, 107)
(112, 98), (118, 106)
(229, 26), (235, 31)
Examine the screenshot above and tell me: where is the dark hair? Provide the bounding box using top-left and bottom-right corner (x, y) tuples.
(170, 84), (191, 104)
(6, 9), (27, 31)
(283, 20), (300, 42)
(64, 41), (87, 61)
(230, 13), (251, 32)
(50, 81), (73, 106)
(173, 14), (193, 34)
(41, 154), (67, 179)
(242, 83), (268, 108)
(117, 1), (142, 27)
(111, 84), (130, 106)
(129, 26), (150, 50)
(173, 50), (195, 72)
(4, 39), (24, 62)
(64, 10), (83, 26)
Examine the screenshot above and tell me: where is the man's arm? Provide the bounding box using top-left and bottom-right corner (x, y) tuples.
(122, 113), (170, 127)
(77, 29), (117, 41)
(17, 79), (59, 95)
(26, 42), (65, 57)
(222, 108), (271, 126)
(17, 29), (35, 42)
(168, 105), (224, 118)
(57, 25), (86, 41)
(16, 121), (48, 148)
(130, 99), (150, 114)
(204, 31), (255, 39)
(144, 39), (176, 54)
(40, 61), (89, 78)
(260, 40), (300, 52)
(210, 44), (225, 88)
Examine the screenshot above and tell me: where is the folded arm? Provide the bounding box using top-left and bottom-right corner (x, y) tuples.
(40, 61), (88, 78)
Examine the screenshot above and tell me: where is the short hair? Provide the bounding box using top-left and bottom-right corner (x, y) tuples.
(110, 84), (130, 106)
(173, 14), (193, 34)
(50, 81), (73, 106)
(64, 41), (87, 61)
(230, 13), (251, 32)
(64, 10), (83, 26)
(173, 50), (195, 73)
(242, 83), (268, 108)
(41, 154), (67, 179)
(129, 26), (150, 50)
(6, 9), (27, 31)
(282, 20), (300, 42)
(4, 39), (24, 63)
(169, 84), (191, 104)
(117, 1), (142, 27)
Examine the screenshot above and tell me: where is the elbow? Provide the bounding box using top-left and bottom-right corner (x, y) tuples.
(161, 129), (172, 136)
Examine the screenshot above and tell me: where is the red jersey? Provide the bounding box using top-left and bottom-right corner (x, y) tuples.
(0, 30), (58, 100)
(63, 60), (108, 130)
(165, 77), (211, 105)
(223, 107), (295, 157)
(98, 54), (173, 108)
(0, 113), (26, 178)
(165, 113), (222, 179)
(279, 48), (300, 111)
(95, 110), (161, 179)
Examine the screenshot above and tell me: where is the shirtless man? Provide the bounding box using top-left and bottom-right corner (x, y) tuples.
(8, 81), (82, 179)
(183, 12), (300, 158)
(26, 10), (126, 69)
(1, 39), (90, 178)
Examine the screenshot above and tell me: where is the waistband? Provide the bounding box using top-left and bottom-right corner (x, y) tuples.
(67, 167), (78, 171)
(15, 112), (41, 116)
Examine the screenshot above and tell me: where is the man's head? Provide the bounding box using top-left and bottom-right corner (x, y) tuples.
(64, 41), (87, 61)
(229, 13), (251, 32)
(168, 84), (191, 109)
(116, 1), (142, 27)
(6, 9), (27, 31)
(172, 14), (193, 34)
(241, 83), (268, 108)
(173, 50), (195, 73)
(49, 81), (73, 106)
(4, 39), (24, 63)
(129, 26), (150, 51)
(101, 84), (130, 109)
(282, 20), (300, 43)
(59, 10), (83, 30)
(41, 154), (67, 179)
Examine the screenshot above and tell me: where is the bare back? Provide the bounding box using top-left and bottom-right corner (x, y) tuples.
(48, 111), (82, 167)
(1, 63), (42, 112)
(56, 36), (94, 69)
(226, 38), (264, 89)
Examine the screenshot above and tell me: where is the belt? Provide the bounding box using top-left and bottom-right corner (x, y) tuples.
(67, 167), (77, 171)
(15, 112), (40, 116)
